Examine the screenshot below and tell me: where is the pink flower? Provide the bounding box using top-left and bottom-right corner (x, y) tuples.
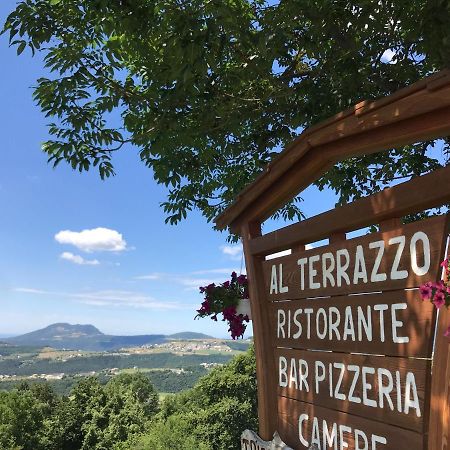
(228, 315), (246, 339)
(444, 325), (450, 337)
(440, 258), (449, 269)
(433, 290), (446, 309)
(237, 274), (247, 285)
(197, 273), (250, 339)
(419, 283), (433, 301)
(222, 305), (237, 321)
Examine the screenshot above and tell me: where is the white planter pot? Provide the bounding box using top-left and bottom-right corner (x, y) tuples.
(236, 299), (252, 320)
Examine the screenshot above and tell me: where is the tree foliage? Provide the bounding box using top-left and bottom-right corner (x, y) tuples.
(130, 345), (257, 450)
(0, 373), (159, 450)
(3, 1), (449, 227)
(0, 347), (257, 449)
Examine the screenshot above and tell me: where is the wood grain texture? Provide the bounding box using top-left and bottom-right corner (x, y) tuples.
(428, 247), (450, 450)
(278, 397), (425, 450)
(241, 222), (278, 440)
(275, 348), (430, 432)
(263, 216), (448, 301)
(249, 167), (450, 257)
(270, 290), (436, 358)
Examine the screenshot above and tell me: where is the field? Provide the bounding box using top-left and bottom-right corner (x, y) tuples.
(0, 338), (251, 395)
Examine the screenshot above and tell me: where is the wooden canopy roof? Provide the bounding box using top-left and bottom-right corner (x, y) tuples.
(215, 69), (450, 234)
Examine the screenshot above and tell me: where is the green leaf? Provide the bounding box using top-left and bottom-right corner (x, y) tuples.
(16, 41), (26, 55)
(6, 0), (449, 233)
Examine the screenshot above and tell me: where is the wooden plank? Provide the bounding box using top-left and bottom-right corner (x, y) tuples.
(230, 107), (450, 233)
(270, 290), (436, 358)
(263, 216), (447, 300)
(241, 221), (278, 440)
(278, 397), (425, 450)
(302, 71), (449, 136)
(227, 105), (450, 233)
(307, 81), (450, 149)
(250, 167), (450, 257)
(216, 72), (450, 232)
(275, 348), (430, 432)
(428, 246), (450, 450)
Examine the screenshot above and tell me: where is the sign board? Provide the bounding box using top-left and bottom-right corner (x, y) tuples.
(265, 216), (448, 449)
(216, 71), (450, 450)
(241, 430), (293, 450)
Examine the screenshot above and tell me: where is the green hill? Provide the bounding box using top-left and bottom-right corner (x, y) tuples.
(6, 323), (166, 351)
(167, 332), (214, 340)
(5, 324), (217, 351)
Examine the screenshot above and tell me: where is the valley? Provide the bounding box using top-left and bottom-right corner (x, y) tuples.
(0, 323), (251, 395)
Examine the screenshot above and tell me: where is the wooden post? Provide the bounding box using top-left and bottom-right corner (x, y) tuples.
(427, 305), (450, 450)
(241, 221), (277, 440)
(428, 242), (450, 450)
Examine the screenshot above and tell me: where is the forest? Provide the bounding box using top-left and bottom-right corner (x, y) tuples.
(0, 347), (257, 450)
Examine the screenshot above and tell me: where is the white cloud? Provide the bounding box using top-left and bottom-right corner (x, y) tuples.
(72, 290), (180, 309)
(14, 287), (48, 294)
(191, 268), (238, 275)
(220, 245), (243, 261)
(176, 277), (217, 290)
(55, 227), (127, 253)
(13, 287), (184, 310)
(381, 49), (397, 64)
(135, 273), (217, 291)
(60, 252), (100, 266)
(134, 273), (163, 280)
(134, 265), (249, 292)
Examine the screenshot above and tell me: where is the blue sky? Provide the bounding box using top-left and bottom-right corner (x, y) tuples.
(0, 1), (341, 337)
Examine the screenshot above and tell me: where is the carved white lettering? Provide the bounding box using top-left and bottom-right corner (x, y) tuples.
(369, 240), (387, 282)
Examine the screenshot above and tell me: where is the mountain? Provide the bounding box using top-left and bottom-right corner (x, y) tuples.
(5, 324), (215, 351)
(167, 332), (214, 340)
(8, 323), (103, 343)
(6, 323), (167, 351)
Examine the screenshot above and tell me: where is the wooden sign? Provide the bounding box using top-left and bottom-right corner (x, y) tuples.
(263, 216), (447, 300)
(276, 348), (429, 431)
(278, 398), (424, 450)
(216, 72), (450, 450)
(264, 216), (448, 449)
(270, 290), (435, 358)
(241, 430), (293, 450)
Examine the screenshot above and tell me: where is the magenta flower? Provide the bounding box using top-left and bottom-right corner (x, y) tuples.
(197, 272), (249, 339)
(222, 305), (237, 321)
(433, 291), (446, 309)
(237, 274), (247, 285)
(419, 283), (433, 301)
(420, 260), (450, 337)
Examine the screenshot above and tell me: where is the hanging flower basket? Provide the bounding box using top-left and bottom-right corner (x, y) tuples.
(236, 298), (252, 320)
(419, 257), (450, 337)
(196, 272), (250, 339)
